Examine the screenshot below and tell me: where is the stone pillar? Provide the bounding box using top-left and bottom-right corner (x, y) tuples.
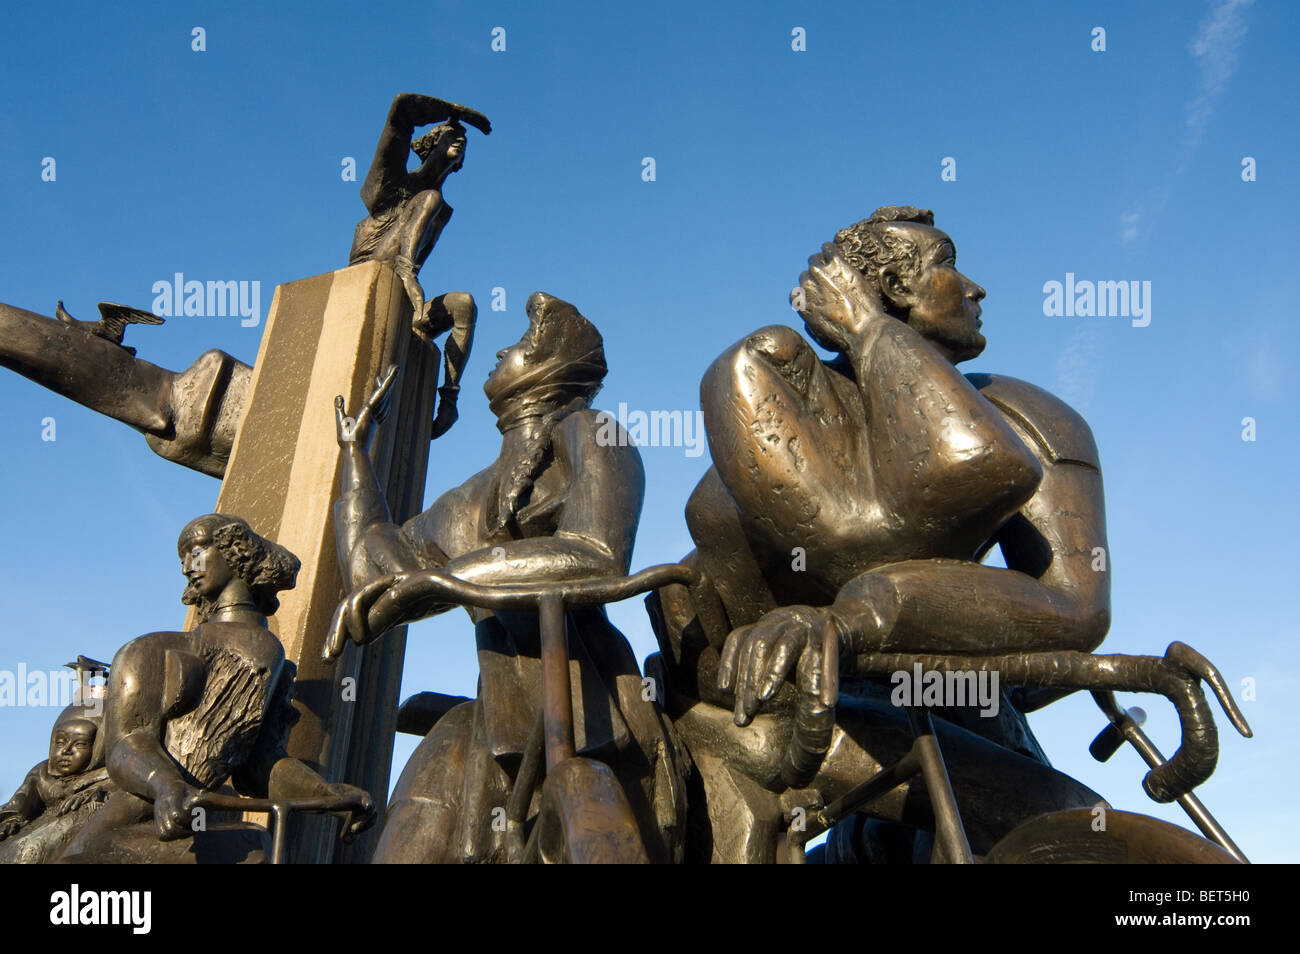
(193, 261), (434, 862)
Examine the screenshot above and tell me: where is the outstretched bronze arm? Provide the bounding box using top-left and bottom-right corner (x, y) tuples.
(0, 302), (249, 477)
(325, 404), (646, 659)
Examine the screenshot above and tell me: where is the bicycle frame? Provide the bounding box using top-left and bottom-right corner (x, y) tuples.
(784, 706), (975, 864)
(783, 687), (1250, 865)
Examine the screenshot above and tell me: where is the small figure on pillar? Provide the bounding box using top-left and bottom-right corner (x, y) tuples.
(56, 514), (374, 863)
(350, 92), (492, 438)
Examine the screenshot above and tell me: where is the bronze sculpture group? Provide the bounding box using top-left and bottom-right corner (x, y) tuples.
(0, 94), (1253, 864)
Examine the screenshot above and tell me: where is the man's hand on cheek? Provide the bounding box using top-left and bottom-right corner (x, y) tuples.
(794, 244), (889, 351)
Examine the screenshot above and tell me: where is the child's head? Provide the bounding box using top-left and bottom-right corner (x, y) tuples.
(48, 716), (97, 778)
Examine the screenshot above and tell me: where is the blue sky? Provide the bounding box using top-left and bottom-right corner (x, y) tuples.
(1, 0), (1295, 861)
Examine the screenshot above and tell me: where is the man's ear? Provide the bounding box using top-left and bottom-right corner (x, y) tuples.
(878, 266), (912, 314)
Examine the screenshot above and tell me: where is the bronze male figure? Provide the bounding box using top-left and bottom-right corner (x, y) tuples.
(647, 207), (1243, 862)
(349, 92), (491, 438)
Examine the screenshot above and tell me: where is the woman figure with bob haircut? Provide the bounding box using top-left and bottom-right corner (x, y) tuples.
(59, 513), (373, 863)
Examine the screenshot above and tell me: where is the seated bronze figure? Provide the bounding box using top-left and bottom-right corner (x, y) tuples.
(349, 92), (491, 438)
(328, 292), (688, 863)
(645, 207), (1248, 862)
(53, 514), (374, 863)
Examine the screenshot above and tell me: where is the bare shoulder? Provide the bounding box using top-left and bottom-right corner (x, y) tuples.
(966, 373), (1101, 470)
(703, 325), (831, 412)
(711, 324), (817, 379)
(111, 630), (187, 666)
(108, 631), (192, 702)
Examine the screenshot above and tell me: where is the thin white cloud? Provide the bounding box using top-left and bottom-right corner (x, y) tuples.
(1055, 324), (1102, 413)
(1185, 0), (1254, 148)
(1119, 210), (1141, 243)
(1118, 0), (1253, 243)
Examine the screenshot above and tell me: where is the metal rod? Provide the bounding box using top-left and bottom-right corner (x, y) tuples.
(505, 708), (546, 863)
(786, 742), (925, 864)
(906, 707), (974, 864)
(818, 746), (924, 835)
(1092, 691), (1248, 863)
(538, 591), (575, 770)
(270, 803), (288, 865)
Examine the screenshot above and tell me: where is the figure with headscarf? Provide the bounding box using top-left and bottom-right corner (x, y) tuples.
(349, 92), (491, 438)
(329, 292), (686, 863)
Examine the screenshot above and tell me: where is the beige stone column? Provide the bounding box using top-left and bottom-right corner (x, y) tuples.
(193, 261), (435, 862)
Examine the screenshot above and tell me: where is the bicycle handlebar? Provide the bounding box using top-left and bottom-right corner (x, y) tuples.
(836, 642), (1251, 804)
(379, 562), (700, 613)
(326, 563), (699, 661)
(190, 792), (362, 815)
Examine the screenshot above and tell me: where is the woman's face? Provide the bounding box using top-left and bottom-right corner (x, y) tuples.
(179, 530), (234, 600)
(484, 293), (552, 402)
(483, 338), (531, 402)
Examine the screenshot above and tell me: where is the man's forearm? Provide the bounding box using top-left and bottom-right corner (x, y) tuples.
(834, 560), (1108, 657)
(442, 537), (619, 587)
(390, 92), (457, 132)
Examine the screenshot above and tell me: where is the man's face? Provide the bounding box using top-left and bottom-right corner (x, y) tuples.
(49, 719), (96, 777)
(885, 224), (986, 363)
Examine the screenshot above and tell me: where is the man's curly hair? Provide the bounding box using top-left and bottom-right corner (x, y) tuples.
(178, 514), (300, 622)
(833, 206), (935, 310)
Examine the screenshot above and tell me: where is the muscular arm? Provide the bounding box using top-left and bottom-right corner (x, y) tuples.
(703, 323), (1040, 579)
(833, 378), (1111, 657)
(847, 321), (1043, 546)
(334, 434), (448, 588)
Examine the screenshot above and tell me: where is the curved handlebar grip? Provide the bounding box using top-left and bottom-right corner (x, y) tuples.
(1138, 642), (1252, 803)
(1141, 680), (1218, 803)
(780, 616), (840, 788)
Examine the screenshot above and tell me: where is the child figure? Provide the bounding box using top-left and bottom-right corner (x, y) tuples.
(0, 704), (112, 852)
